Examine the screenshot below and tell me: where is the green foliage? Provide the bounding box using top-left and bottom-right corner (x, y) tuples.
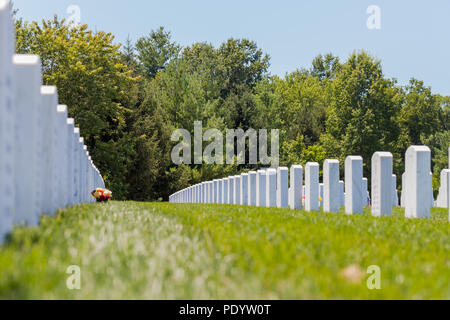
(322, 51), (404, 178)
(0, 202), (448, 299)
(310, 53), (341, 80)
(15, 16), (139, 199)
(14, 12), (449, 201)
(131, 38), (271, 199)
(136, 27), (181, 79)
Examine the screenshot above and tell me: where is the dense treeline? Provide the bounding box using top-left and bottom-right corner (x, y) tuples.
(15, 16), (450, 200)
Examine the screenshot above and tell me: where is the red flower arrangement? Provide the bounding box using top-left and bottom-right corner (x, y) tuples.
(91, 188), (112, 202)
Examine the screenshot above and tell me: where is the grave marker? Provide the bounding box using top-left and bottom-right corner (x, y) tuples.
(228, 176), (234, 204)
(13, 54), (42, 226)
(234, 175), (241, 205)
(392, 174), (399, 207)
(241, 173), (249, 205)
(0, 0), (15, 241)
(66, 118), (75, 206)
(213, 180), (218, 203)
(323, 160), (340, 213)
(404, 146), (432, 218)
(362, 178), (369, 206)
(400, 172), (407, 207)
(218, 179), (223, 203)
(223, 178), (229, 204)
(345, 156), (363, 215)
(319, 183), (324, 207)
(248, 171), (257, 206)
(277, 167), (289, 208)
(73, 127), (81, 206)
(256, 170), (267, 207)
(436, 169), (449, 208)
(289, 165), (302, 210)
(266, 168), (277, 207)
(371, 152), (393, 217)
(305, 163), (319, 212)
(339, 180), (345, 207)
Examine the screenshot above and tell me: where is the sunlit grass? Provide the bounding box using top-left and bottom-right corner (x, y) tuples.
(0, 202), (448, 299)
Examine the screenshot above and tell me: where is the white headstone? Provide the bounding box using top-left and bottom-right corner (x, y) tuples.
(400, 172), (406, 207)
(218, 179), (223, 203)
(323, 160), (340, 213)
(197, 184), (200, 203)
(339, 180), (345, 207)
(256, 170), (267, 207)
(82, 146), (87, 202)
(302, 185), (306, 207)
(0, 0), (15, 241)
(209, 181), (214, 203)
(289, 165), (303, 210)
(228, 176), (234, 204)
(223, 178), (229, 204)
(266, 168), (277, 207)
(319, 183), (324, 207)
(345, 156), (363, 215)
(198, 183), (202, 203)
(203, 182), (207, 203)
(234, 175), (241, 205)
(305, 162), (319, 212)
(240, 173), (249, 205)
(277, 167), (289, 208)
(248, 171), (257, 206)
(436, 169), (450, 208)
(404, 146), (432, 219)
(13, 55), (42, 226)
(211, 179), (219, 204)
(371, 152), (393, 217)
(362, 178), (369, 206)
(73, 128), (80, 205)
(429, 172), (434, 208)
(66, 118), (75, 206)
(202, 183), (206, 203)
(78, 138), (86, 203)
(202, 182), (205, 203)
(392, 174), (399, 207)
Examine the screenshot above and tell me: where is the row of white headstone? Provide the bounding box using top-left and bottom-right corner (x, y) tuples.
(435, 168), (449, 208)
(170, 146), (450, 220)
(0, 0), (105, 242)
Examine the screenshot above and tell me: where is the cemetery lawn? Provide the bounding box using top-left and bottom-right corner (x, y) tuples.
(0, 202), (448, 299)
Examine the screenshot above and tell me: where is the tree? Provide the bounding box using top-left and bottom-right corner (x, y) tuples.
(136, 27), (181, 79)
(398, 79), (443, 146)
(16, 16), (139, 199)
(321, 51), (403, 177)
(310, 53), (341, 81)
(217, 38), (270, 99)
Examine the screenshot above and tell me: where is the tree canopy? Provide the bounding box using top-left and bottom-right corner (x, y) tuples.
(14, 15), (449, 200)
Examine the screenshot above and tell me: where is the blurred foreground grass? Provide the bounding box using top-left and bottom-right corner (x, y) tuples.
(0, 202), (448, 299)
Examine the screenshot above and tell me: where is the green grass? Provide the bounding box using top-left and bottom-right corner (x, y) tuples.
(0, 201), (448, 299)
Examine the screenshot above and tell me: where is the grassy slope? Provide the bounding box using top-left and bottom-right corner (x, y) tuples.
(0, 201), (448, 299)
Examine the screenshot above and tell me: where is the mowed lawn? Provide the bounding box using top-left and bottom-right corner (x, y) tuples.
(0, 201), (448, 299)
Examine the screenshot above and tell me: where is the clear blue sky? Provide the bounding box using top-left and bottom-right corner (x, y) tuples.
(12, 0), (450, 95)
